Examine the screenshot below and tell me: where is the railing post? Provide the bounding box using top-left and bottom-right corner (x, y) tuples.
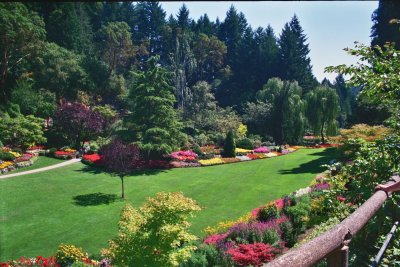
(327, 245), (349, 267)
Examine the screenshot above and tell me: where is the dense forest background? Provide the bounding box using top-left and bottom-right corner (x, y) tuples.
(0, 1), (398, 154)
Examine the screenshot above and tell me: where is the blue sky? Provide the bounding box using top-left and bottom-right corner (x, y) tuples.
(160, 1), (378, 82)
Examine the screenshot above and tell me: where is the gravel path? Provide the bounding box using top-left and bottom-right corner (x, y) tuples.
(0, 158), (81, 179)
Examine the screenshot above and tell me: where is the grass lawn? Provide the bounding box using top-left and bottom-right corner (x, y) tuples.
(0, 148), (337, 261)
(1, 156), (65, 175)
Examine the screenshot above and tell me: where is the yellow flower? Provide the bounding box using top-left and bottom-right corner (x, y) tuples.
(198, 158), (224, 166)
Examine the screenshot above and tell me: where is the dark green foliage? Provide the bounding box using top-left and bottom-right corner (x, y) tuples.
(192, 144), (203, 156)
(257, 204), (279, 222)
(371, 0), (400, 50)
(0, 151), (16, 161)
(278, 15), (318, 96)
(222, 130), (236, 157)
(48, 148), (57, 157)
(180, 244), (222, 267)
(284, 197), (311, 235)
(280, 220), (297, 248)
(236, 138), (254, 150)
(125, 56), (186, 159)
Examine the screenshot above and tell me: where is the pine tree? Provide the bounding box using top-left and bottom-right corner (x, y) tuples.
(125, 56), (186, 159)
(278, 15), (318, 96)
(371, 0), (400, 50)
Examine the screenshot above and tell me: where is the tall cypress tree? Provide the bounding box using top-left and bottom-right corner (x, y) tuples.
(371, 0), (400, 49)
(278, 15), (317, 96)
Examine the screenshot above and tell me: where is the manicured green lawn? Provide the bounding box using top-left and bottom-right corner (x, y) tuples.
(1, 156), (65, 175)
(0, 148), (337, 261)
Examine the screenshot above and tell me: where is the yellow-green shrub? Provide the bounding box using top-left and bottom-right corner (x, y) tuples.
(55, 244), (88, 267)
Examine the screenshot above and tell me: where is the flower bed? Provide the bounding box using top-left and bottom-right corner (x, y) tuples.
(169, 150), (198, 161)
(221, 157), (241, 163)
(254, 147), (270, 153)
(82, 153), (103, 166)
(0, 150), (38, 174)
(54, 149), (77, 160)
(199, 158), (224, 166)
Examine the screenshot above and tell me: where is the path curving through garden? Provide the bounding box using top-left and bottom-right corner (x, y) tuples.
(0, 158), (81, 179)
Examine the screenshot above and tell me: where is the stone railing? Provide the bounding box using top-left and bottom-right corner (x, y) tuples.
(266, 175), (400, 267)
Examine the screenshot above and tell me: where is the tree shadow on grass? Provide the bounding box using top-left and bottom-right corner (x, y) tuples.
(279, 148), (339, 175)
(75, 164), (169, 177)
(73, 192), (120, 206)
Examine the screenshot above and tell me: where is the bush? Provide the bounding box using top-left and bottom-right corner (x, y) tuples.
(0, 151), (16, 161)
(48, 148), (57, 157)
(236, 138), (254, 150)
(55, 244), (87, 267)
(192, 144), (203, 156)
(284, 202), (311, 235)
(227, 222), (281, 245)
(180, 244), (223, 267)
(257, 204), (279, 222)
(222, 130), (236, 158)
(226, 243), (278, 266)
(280, 220), (297, 248)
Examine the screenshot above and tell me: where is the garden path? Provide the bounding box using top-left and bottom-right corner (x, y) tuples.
(0, 158), (81, 179)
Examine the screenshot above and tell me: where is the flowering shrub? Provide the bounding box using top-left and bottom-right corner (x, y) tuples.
(254, 147), (270, 153)
(227, 221), (281, 245)
(203, 213), (253, 236)
(16, 154), (33, 162)
(27, 145), (46, 150)
(169, 150), (198, 161)
(226, 243), (278, 266)
(247, 153), (259, 160)
(199, 158), (224, 166)
(204, 233), (229, 245)
(0, 256), (60, 267)
(55, 244), (88, 267)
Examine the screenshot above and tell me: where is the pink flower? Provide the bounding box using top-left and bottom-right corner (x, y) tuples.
(204, 233), (228, 245)
(337, 196), (346, 202)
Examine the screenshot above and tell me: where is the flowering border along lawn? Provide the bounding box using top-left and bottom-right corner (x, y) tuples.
(0, 148), (338, 261)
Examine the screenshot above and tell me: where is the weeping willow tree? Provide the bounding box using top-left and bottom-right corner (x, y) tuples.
(305, 86), (340, 143)
(256, 77), (305, 144)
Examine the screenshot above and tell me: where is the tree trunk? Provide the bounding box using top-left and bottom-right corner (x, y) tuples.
(120, 175), (125, 199)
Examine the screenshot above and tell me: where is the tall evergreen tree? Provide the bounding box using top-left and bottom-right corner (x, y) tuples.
(177, 4), (191, 33)
(278, 15), (318, 96)
(125, 56), (186, 159)
(371, 0), (400, 49)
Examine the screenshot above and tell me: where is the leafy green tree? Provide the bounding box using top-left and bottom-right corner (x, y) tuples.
(242, 101), (272, 139)
(256, 78), (305, 144)
(98, 21), (136, 75)
(326, 42), (400, 128)
(371, 0), (400, 50)
(0, 114), (46, 150)
(305, 86), (340, 143)
(333, 74), (354, 128)
(278, 15), (318, 96)
(10, 78), (56, 118)
(125, 56), (186, 159)
(102, 192), (201, 266)
(193, 33), (227, 83)
(0, 2), (46, 102)
(33, 42), (90, 100)
(222, 130), (236, 157)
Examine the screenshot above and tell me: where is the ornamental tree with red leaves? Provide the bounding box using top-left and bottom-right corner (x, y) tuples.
(99, 138), (140, 199)
(53, 102), (106, 151)
(226, 243), (277, 267)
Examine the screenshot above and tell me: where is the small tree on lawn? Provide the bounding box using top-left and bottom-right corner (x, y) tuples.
(99, 138), (140, 199)
(223, 130), (236, 157)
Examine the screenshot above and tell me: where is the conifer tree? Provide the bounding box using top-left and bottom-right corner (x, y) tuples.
(371, 0), (400, 49)
(223, 130), (236, 157)
(125, 56), (186, 159)
(278, 15), (318, 96)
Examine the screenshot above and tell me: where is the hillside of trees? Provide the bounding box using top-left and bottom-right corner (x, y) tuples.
(0, 2), (393, 155)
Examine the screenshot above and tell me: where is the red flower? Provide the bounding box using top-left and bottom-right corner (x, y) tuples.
(337, 196), (346, 202)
